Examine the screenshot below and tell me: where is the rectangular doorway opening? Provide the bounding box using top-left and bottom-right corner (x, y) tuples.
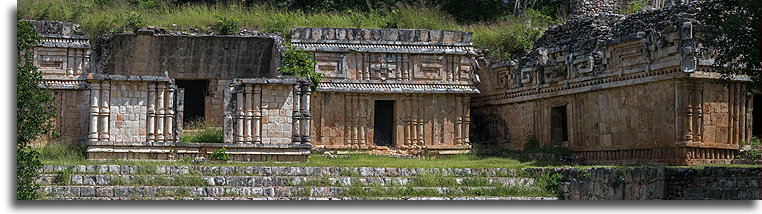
(753, 94), (761, 138)
(374, 100), (395, 147)
(176, 80), (208, 123)
(550, 105), (569, 145)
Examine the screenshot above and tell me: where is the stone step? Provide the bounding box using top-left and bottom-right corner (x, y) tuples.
(44, 196), (559, 200)
(40, 165), (523, 177)
(37, 174), (534, 187)
(41, 186), (548, 198)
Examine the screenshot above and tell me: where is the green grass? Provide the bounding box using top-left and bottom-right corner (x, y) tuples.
(40, 152), (556, 169)
(181, 120), (223, 143)
(18, 0), (556, 60)
(338, 186), (555, 197)
(181, 128), (223, 143)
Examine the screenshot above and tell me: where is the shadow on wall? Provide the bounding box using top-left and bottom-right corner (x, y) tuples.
(469, 111), (509, 154)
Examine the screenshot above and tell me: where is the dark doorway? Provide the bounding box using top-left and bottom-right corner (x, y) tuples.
(753, 94), (761, 138)
(550, 106), (569, 144)
(374, 100), (395, 147)
(176, 80), (208, 123)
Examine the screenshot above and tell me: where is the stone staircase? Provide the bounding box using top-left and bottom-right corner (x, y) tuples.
(36, 165), (558, 200)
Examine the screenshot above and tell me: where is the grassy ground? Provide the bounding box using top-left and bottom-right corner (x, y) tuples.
(33, 143), (759, 169)
(17, 0), (558, 60)
(34, 143), (560, 169)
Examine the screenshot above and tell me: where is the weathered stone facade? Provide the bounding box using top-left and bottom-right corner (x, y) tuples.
(292, 28), (479, 154)
(93, 29), (284, 124)
(30, 21), (312, 161)
(28, 21), (92, 143)
(472, 3), (755, 165)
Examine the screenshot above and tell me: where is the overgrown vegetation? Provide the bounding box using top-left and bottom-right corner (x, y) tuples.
(279, 46), (321, 92)
(697, 0), (761, 90)
(211, 14), (239, 35)
(17, 14), (56, 200)
(617, 0), (649, 15)
(211, 147), (231, 161)
(18, 0), (560, 60)
(737, 137), (761, 161)
(181, 120), (223, 143)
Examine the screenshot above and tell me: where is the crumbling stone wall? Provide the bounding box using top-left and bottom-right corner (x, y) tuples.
(94, 30), (285, 125)
(472, 3), (753, 165)
(530, 167), (761, 200)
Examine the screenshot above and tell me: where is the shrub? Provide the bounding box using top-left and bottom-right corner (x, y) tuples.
(618, 0), (649, 15)
(737, 137), (761, 160)
(279, 46), (321, 92)
(124, 12), (145, 31)
(211, 14), (239, 35)
(211, 147), (231, 161)
(17, 15), (55, 200)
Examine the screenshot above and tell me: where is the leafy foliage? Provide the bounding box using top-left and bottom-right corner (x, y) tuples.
(211, 147), (231, 161)
(697, 0), (762, 90)
(17, 16), (55, 200)
(211, 14), (239, 35)
(124, 12), (146, 31)
(737, 137), (761, 161)
(279, 46), (322, 92)
(617, 0), (649, 15)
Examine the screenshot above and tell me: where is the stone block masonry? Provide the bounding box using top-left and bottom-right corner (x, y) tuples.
(293, 27), (479, 155)
(528, 167), (762, 200)
(471, 3), (754, 165)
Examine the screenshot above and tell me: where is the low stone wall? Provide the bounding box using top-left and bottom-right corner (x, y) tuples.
(529, 167), (761, 200)
(86, 142), (311, 162)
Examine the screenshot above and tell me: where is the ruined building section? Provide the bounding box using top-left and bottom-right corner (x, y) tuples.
(29, 22), (311, 162)
(95, 30), (283, 125)
(472, 3), (753, 165)
(28, 21), (92, 144)
(292, 28), (480, 154)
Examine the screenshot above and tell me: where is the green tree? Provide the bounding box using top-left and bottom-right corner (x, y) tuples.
(17, 16), (55, 200)
(279, 46), (322, 92)
(698, 0), (761, 90)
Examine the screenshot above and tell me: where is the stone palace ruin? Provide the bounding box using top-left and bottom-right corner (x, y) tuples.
(26, 2), (759, 165)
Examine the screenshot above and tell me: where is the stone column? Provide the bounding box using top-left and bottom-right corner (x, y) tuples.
(157, 83), (166, 142)
(292, 84), (301, 144)
(300, 82), (311, 144)
(99, 81), (110, 141)
(403, 95), (411, 147)
(417, 95), (424, 147)
(455, 95), (463, 146)
(244, 84), (253, 143)
(683, 82), (693, 142)
(147, 83), (156, 142)
(235, 86), (244, 143)
(464, 96), (471, 145)
(66, 49), (73, 76)
(253, 85), (262, 143)
(88, 81), (100, 142)
(166, 84), (175, 142)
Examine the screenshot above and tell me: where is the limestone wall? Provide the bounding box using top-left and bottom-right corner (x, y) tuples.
(222, 78), (312, 145)
(85, 74), (180, 144)
(311, 92), (471, 152)
(471, 3), (753, 165)
(529, 167), (761, 200)
(96, 30), (281, 79)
